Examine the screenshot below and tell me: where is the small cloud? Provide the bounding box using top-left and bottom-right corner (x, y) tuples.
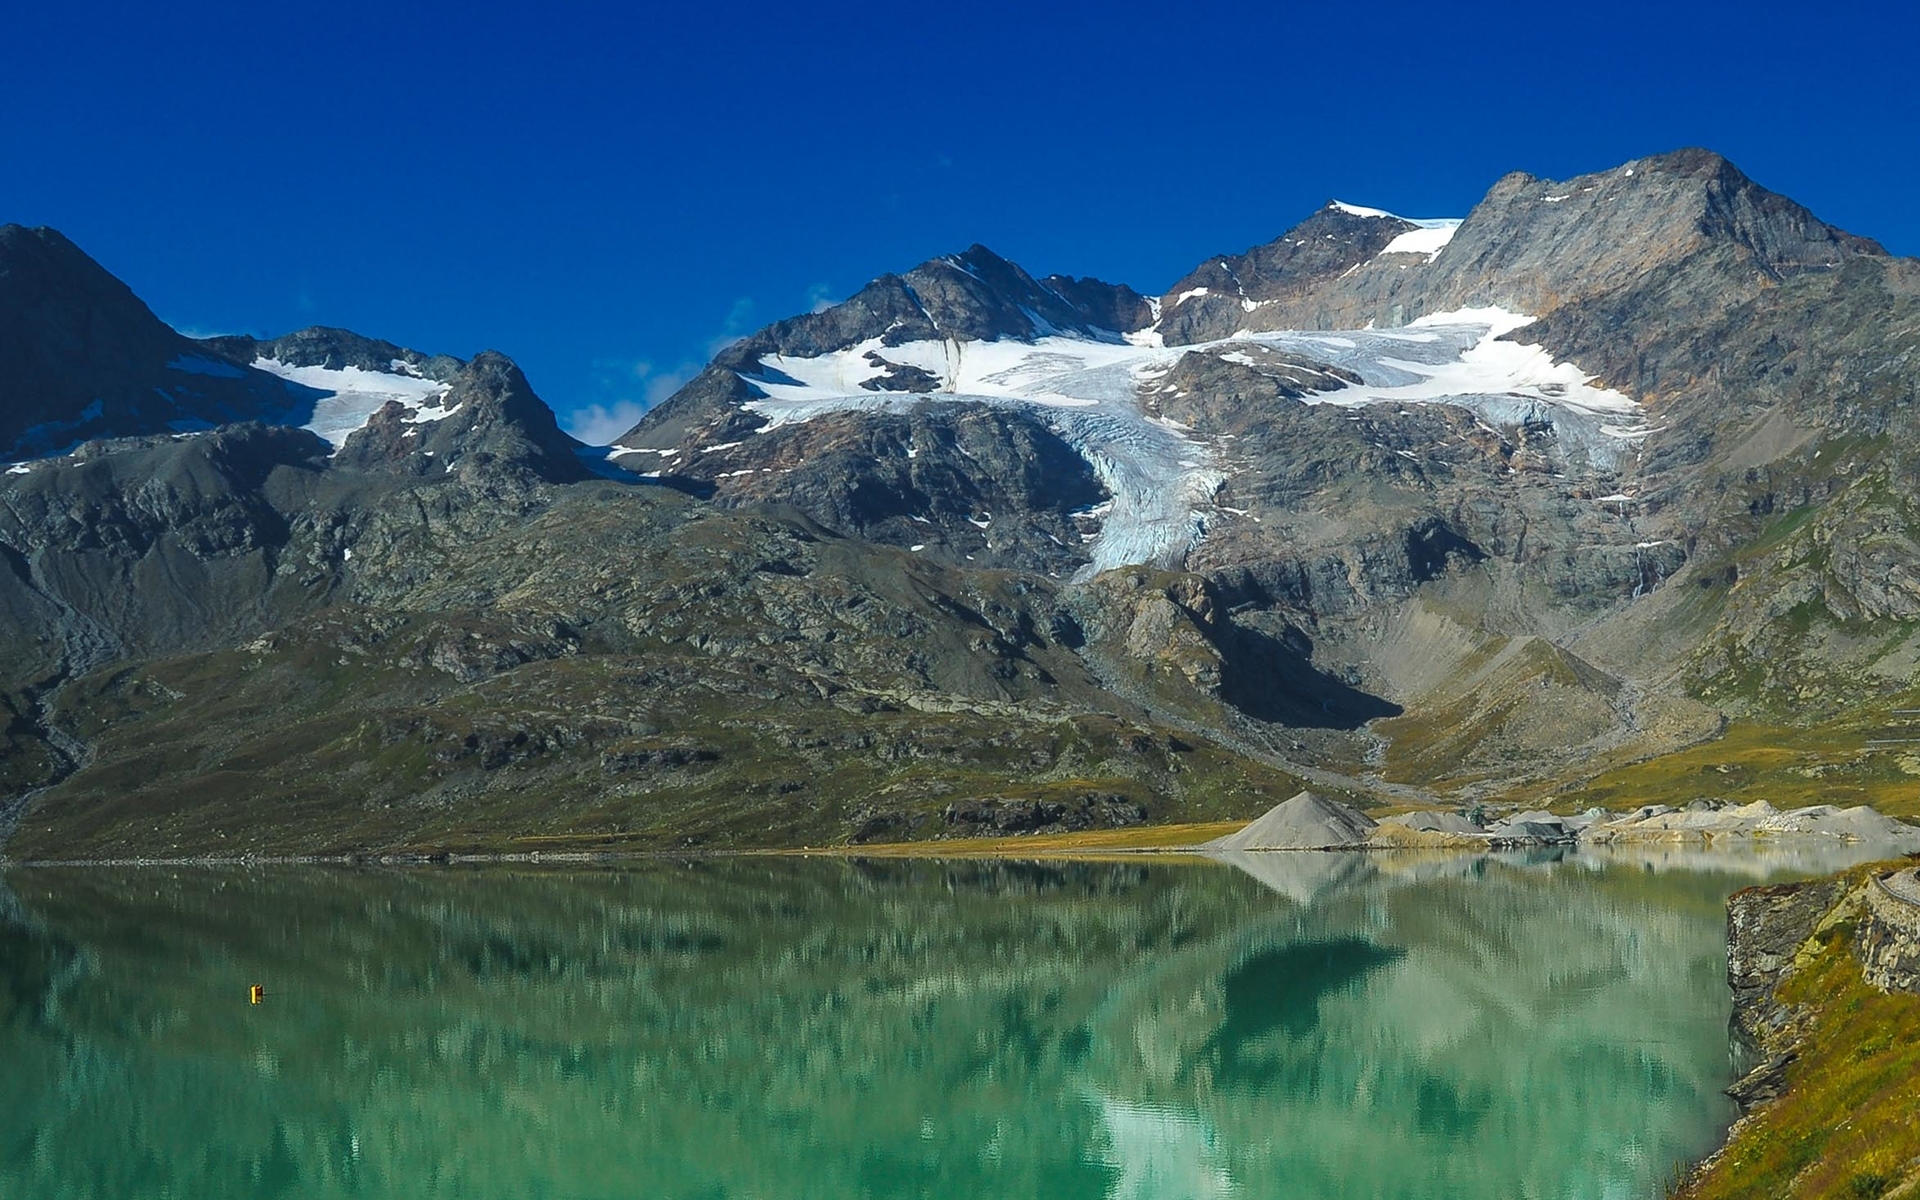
(561, 363), (700, 445)
(564, 401), (650, 445)
(804, 282), (839, 314)
(705, 297), (757, 356)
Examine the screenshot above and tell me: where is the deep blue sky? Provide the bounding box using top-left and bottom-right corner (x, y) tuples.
(6, 1), (1916, 442)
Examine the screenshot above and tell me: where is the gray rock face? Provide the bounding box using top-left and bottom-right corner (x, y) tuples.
(611, 245), (1154, 572)
(1725, 876), (1851, 1051)
(1170, 149), (1884, 342)
(659, 401), (1107, 574)
(1146, 346), (1360, 434)
(712, 243), (1150, 371)
(617, 245), (1147, 454)
(0, 423), (333, 704)
(1155, 203), (1423, 345)
(334, 351), (591, 486)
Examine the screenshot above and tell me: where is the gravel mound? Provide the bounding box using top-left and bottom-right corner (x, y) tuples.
(1383, 810), (1483, 835)
(1206, 791), (1378, 851)
(1588, 800), (1920, 847)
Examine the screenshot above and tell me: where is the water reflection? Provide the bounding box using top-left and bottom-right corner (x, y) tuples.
(0, 844), (1890, 1199)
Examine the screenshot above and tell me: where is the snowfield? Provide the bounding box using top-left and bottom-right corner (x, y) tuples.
(1331, 200), (1463, 262)
(251, 359), (457, 449)
(730, 307), (1646, 577)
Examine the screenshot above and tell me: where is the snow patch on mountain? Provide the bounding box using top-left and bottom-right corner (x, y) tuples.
(728, 307), (1644, 573)
(252, 359), (456, 449)
(1379, 222), (1461, 261)
(1328, 201), (1464, 262)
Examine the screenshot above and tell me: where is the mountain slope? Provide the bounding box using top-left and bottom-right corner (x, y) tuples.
(0, 226), (300, 458)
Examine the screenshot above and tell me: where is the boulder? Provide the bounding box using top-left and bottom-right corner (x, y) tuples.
(1386, 810), (1484, 835)
(1489, 810), (1574, 843)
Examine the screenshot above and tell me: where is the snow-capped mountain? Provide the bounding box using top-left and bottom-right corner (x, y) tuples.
(6, 146), (1920, 858)
(0, 220), (584, 477)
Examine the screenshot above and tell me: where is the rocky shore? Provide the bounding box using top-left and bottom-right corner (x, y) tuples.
(1203, 791), (1920, 853)
(1679, 861), (1920, 1199)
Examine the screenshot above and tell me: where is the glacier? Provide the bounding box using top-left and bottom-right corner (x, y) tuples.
(251, 358), (456, 450)
(729, 308), (1646, 578)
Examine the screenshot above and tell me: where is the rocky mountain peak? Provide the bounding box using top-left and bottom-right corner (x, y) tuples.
(623, 243), (1152, 452)
(1153, 202), (1432, 345)
(0, 223), (160, 327)
(693, 243), (1149, 374)
(1423, 147), (1886, 317)
(334, 349), (590, 485)
(891, 242), (1150, 343)
(1155, 149), (1889, 345)
(0, 225), (291, 459)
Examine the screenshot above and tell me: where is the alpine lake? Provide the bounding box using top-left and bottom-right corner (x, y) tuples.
(0, 841), (1895, 1199)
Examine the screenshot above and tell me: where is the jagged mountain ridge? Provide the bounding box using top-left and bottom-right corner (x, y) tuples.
(1156, 148), (1884, 344)
(5, 146), (1920, 857)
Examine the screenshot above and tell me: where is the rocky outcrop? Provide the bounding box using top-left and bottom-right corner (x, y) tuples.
(1686, 864), (1920, 1198)
(335, 351), (591, 486)
(622, 401), (1108, 573)
(1858, 870), (1920, 994)
(1155, 202), (1426, 346)
(1722, 867), (1920, 1096)
(1726, 876), (1854, 1052)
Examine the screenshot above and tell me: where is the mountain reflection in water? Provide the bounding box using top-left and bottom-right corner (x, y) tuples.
(0, 841), (1895, 1199)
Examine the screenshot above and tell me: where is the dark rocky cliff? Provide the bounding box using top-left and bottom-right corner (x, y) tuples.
(0, 226), (298, 457)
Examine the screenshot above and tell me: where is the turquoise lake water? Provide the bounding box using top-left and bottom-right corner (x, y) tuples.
(0, 843), (1889, 1199)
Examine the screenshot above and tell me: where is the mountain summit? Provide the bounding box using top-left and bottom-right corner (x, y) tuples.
(0, 225), (294, 457)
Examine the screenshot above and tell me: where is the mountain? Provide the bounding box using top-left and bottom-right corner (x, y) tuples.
(0, 225), (302, 458)
(5, 147), (1920, 859)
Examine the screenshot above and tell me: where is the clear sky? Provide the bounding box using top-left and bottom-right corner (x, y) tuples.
(6, 0), (1916, 442)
